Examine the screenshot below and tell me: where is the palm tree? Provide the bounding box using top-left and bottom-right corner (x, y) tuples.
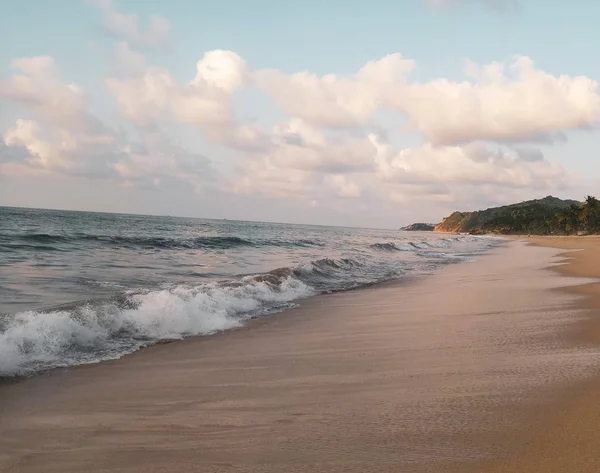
(565, 204), (582, 234)
(584, 196), (600, 232)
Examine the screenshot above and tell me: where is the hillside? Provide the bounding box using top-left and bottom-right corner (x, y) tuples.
(400, 223), (436, 231)
(434, 195), (599, 235)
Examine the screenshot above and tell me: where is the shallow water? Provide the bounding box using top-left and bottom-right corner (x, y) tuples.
(0, 206), (499, 376)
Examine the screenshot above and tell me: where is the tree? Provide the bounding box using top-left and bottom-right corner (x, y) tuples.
(583, 196), (599, 232)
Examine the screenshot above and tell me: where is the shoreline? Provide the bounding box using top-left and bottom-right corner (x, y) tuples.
(467, 235), (600, 473)
(529, 236), (600, 345)
(2, 240), (600, 472)
(0, 273), (430, 384)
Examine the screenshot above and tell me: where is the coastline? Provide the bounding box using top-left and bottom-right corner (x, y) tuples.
(1, 240), (600, 472)
(469, 235), (600, 473)
(529, 236), (600, 344)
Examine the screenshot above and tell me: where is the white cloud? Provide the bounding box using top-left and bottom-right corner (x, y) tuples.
(112, 41), (148, 76)
(230, 124), (572, 207)
(103, 48), (584, 206)
(231, 159), (313, 198)
(253, 54), (600, 145)
(173, 50), (249, 130)
(1, 57), (122, 176)
(1, 57), (86, 123)
(266, 119), (377, 173)
(5, 1), (595, 227)
(105, 48), (264, 150)
(9, 56), (57, 77)
(1, 56), (213, 191)
(2, 44), (587, 219)
(371, 135), (571, 190)
(2, 117), (124, 179)
(93, 0), (170, 50)
(112, 129), (212, 192)
(254, 54), (415, 128)
(4, 119), (71, 170)
(393, 56), (600, 145)
(105, 65), (173, 126)
(192, 50), (248, 92)
(101, 46), (597, 201)
(325, 174), (362, 198)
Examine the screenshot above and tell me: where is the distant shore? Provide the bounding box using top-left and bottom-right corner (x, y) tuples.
(2, 240), (600, 472)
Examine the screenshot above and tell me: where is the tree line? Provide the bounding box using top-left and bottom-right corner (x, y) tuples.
(479, 196), (600, 235)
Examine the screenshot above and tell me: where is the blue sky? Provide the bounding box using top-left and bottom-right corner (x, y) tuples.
(1, 0), (599, 227)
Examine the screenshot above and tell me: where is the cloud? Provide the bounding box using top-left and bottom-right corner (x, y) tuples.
(93, 0), (170, 50)
(174, 48), (249, 122)
(0, 140), (30, 164)
(371, 135), (570, 190)
(100, 42), (596, 196)
(105, 65), (173, 127)
(2, 41), (586, 218)
(394, 56), (600, 145)
(1, 57), (86, 123)
(254, 54), (415, 128)
(1, 57), (123, 176)
(112, 128), (213, 192)
(254, 55), (600, 145)
(105, 48), (265, 150)
(231, 159), (314, 198)
(1, 56), (214, 191)
(267, 119), (377, 173)
(512, 146), (544, 162)
(9, 56), (57, 77)
(325, 175), (362, 198)
(101, 47), (584, 207)
(2, 117), (124, 178)
(112, 41), (148, 76)
(229, 127), (572, 206)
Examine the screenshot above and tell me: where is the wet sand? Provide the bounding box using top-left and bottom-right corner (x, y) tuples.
(471, 235), (600, 473)
(1, 240), (600, 472)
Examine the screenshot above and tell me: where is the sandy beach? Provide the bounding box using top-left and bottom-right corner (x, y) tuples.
(472, 236), (600, 473)
(2, 239), (600, 473)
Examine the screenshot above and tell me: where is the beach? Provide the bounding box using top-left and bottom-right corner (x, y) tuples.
(1, 238), (600, 472)
(473, 235), (600, 473)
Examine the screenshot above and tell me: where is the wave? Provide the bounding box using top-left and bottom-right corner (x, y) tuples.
(370, 241), (436, 251)
(370, 242), (414, 251)
(371, 242), (401, 251)
(370, 237), (482, 253)
(0, 234), (502, 377)
(2, 234), (324, 251)
(0, 253), (404, 377)
(0, 274), (313, 377)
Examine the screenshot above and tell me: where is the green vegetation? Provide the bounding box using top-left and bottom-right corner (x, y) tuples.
(400, 223), (435, 231)
(434, 195), (600, 235)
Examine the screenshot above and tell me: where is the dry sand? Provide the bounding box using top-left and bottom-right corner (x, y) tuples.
(1, 239), (600, 473)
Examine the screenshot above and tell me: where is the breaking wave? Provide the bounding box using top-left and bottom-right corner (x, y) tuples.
(0, 274), (312, 377)
(0, 253), (408, 377)
(0, 230), (501, 377)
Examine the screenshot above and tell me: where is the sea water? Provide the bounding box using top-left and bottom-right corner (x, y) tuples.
(0, 207), (499, 376)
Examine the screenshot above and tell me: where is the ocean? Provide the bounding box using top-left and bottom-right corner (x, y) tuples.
(0, 206), (499, 377)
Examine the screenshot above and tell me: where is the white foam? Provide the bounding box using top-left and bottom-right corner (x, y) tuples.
(0, 234), (501, 377)
(0, 276), (313, 377)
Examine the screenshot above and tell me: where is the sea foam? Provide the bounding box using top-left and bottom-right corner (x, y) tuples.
(0, 230), (501, 377)
(0, 276), (312, 377)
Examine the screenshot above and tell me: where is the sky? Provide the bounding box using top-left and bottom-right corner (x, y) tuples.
(1, 0), (600, 228)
